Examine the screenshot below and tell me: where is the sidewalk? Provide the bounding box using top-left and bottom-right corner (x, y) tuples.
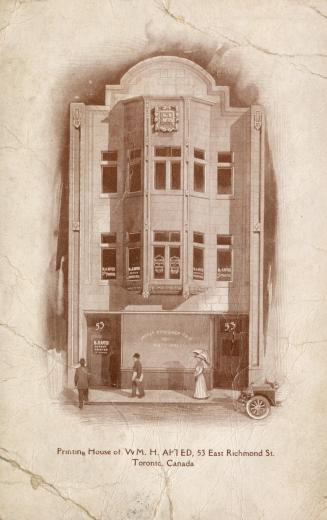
(63, 387), (240, 405)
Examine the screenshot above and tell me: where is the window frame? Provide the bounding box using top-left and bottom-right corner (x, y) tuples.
(217, 151), (234, 198)
(216, 234), (233, 282)
(126, 232), (142, 281)
(128, 149), (142, 193)
(100, 151), (118, 195)
(152, 230), (182, 282)
(192, 230), (205, 281)
(153, 146), (182, 192)
(193, 148), (206, 194)
(100, 232), (117, 282)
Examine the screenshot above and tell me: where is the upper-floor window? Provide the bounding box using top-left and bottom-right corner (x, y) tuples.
(217, 152), (234, 195)
(127, 232), (141, 281)
(217, 234), (233, 281)
(101, 151), (118, 193)
(193, 230), (205, 280)
(193, 231), (204, 244)
(101, 233), (116, 280)
(154, 146), (181, 190)
(193, 148), (206, 193)
(128, 149), (142, 192)
(153, 230), (181, 280)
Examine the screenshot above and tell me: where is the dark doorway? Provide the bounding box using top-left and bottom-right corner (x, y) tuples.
(86, 314), (121, 388)
(213, 315), (248, 390)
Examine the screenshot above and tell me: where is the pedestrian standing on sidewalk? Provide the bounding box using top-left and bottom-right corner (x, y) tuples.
(192, 349), (210, 399)
(74, 358), (90, 409)
(129, 353), (145, 398)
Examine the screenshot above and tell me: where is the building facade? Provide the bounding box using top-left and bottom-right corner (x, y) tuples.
(68, 56), (266, 391)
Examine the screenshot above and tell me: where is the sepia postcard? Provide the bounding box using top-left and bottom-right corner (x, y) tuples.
(1, 1), (327, 519)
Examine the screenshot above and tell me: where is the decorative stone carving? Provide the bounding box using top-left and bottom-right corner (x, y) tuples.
(72, 107), (81, 129)
(254, 111), (262, 131)
(153, 105), (179, 133)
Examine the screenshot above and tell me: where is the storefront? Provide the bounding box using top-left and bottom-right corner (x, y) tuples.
(85, 312), (248, 390)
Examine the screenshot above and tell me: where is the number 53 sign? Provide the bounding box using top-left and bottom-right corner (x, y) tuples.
(95, 321), (104, 331)
(224, 321), (236, 332)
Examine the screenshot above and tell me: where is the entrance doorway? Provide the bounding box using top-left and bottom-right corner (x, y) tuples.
(213, 315), (248, 389)
(86, 314), (121, 388)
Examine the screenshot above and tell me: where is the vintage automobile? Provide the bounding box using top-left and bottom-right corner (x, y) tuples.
(236, 381), (280, 419)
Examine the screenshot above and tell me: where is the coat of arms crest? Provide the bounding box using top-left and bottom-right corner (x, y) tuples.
(153, 105), (179, 133)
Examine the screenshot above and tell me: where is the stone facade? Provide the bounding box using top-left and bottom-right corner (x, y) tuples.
(68, 56), (265, 390)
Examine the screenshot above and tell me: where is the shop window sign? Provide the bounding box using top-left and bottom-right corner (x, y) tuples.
(93, 338), (110, 355)
(193, 247), (204, 280)
(128, 247), (141, 280)
(169, 247), (180, 279)
(154, 248), (165, 279)
(217, 250), (232, 281)
(101, 249), (116, 280)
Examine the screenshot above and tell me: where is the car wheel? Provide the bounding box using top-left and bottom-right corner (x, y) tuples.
(245, 395), (270, 419)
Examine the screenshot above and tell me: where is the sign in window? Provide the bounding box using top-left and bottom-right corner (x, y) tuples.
(128, 247), (141, 280)
(93, 339), (110, 355)
(169, 247), (180, 279)
(217, 250), (232, 281)
(217, 234), (233, 281)
(101, 248), (116, 280)
(153, 232), (181, 281)
(153, 246), (165, 279)
(193, 247), (204, 280)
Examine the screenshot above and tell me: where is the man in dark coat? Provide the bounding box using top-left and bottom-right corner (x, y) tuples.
(130, 353), (145, 398)
(74, 358), (90, 409)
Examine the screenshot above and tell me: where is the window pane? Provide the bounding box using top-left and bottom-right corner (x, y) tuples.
(217, 235), (232, 246)
(193, 247), (204, 280)
(154, 246), (165, 279)
(155, 147), (170, 157)
(129, 149), (141, 160)
(101, 249), (116, 280)
(155, 146), (181, 157)
(171, 162), (181, 189)
(217, 168), (232, 195)
(169, 231), (180, 242)
(218, 152), (232, 163)
(128, 232), (141, 243)
(155, 162), (166, 189)
(169, 246), (180, 279)
(194, 148), (205, 160)
(102, 166), (117, 193)
(217, 250), (232, 281)
(128, 247), (141, 280)
(102, 151), (118, 161)
(101, 233), (116, 244)
(194, 163), (205, 192)
(130, 162), (141, 192)
(171, 147), (181, 157)
(154, 231), (169, 242)
(193, 232), (204, 244)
